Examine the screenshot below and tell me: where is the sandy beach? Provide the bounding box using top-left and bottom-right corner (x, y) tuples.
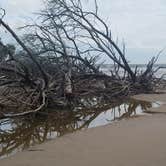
(1, 93), (166, 166)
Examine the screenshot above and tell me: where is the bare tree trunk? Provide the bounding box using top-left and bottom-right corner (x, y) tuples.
(0, 19), (48, 88)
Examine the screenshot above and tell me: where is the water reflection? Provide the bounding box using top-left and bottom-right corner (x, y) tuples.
(0, 99), (156, 159)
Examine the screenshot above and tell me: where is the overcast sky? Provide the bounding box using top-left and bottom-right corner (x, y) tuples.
(0, 0), (166, 64)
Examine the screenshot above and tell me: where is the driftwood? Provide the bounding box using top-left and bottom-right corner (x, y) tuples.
(0, 1), (165, 118)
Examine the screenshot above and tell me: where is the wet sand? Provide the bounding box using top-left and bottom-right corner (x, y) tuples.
(1, 93), (166, 166)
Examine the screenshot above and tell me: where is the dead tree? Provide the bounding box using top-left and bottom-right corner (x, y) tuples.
(38, 0), (136, 81)
(0, 1), (165, 118)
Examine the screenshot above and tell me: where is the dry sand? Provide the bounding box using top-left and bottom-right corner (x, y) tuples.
(1, 93), (166, 166)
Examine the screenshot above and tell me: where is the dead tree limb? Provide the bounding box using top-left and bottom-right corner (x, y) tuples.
(0, 18), (49, 88)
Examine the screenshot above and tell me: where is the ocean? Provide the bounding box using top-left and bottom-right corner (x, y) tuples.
(101, 64), (166, 78)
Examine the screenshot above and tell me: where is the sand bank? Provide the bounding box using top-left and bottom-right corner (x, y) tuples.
(1, 93), (166, 166)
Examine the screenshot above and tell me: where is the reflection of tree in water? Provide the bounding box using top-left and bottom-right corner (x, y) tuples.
(0, 99), (152, 158)
(114, 99), (152, 120)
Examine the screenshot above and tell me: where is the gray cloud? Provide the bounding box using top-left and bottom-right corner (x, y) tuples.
(0, 0), (166, 63)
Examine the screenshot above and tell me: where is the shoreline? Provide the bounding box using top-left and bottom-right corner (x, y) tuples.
(1, 93), (166, 166)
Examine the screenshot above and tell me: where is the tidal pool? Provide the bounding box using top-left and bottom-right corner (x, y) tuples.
(0, 98), (160, 159)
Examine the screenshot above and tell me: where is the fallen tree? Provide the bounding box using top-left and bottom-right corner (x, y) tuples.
(0, 1), (165, 118)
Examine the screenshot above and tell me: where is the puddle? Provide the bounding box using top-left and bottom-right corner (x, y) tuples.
(0, 98), (161, 159)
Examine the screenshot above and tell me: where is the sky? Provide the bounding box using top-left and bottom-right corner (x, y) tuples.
(0, 0), (166, 64)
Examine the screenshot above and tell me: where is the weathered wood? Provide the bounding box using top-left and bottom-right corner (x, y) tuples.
(0, 4), (165, 117)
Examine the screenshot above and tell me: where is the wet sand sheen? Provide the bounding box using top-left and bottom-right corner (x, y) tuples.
(1, 93), (166, 166)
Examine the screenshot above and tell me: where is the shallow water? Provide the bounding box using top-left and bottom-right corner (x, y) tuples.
(0, 98), (160, 159)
